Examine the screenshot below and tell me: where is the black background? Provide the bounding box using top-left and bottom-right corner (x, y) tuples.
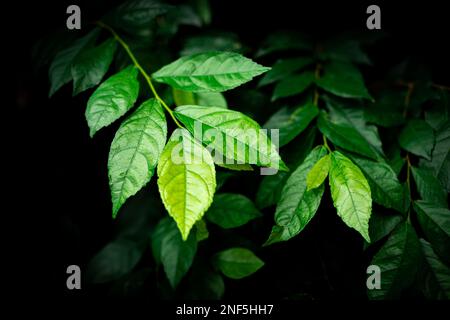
(8, 0), (450, 306)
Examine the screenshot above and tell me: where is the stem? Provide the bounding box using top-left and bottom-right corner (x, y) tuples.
(405, 153), (412, 221)
(403, 82), (414, 117)
(313, 63), (322, 106)
(322, 134), (332, 152)
(96, 21), (183, 128)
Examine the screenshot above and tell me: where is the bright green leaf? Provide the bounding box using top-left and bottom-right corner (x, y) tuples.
(108, 99), (167, 217)
(86, 65), (140, 137)
(153, 52), (270, 92)
(306, 154), (330, 191)
(329, 151), (372, 242)
(206, 193), (261, 228)
(272, 72), (314, 101)
(157, 128), (216, 240)
(213, 248), (264, 279)
(196, 92), (228, 108)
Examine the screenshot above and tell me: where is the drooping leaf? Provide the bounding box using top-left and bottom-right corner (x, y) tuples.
(398, 119), (435, 160)
(85, 65), (140, 137)
(263, 103), (318, 147)
(48, 28), (100, 97)
(206, 193), (261, 229)
(414, 201), (450, 265)
(411, 167), (448, 207)
(420, 239), (450, 300)
(271, 72), (314, 101)
(256, 127), (316, 209)
(349, 155), (405, 213)
(108, 99), (167, 217)
(258, 57), (314, 87)
(174, 105), (287, 171)
(213, 248), (264, 279)
(316, 62), (372, 99)
(153, 52), (270, 92)
(266, 146), (327, 245)
(306, 154), (330, 191)
(71, 38), (117, 95)
(329, 151), (372, 242)
(366, 211), (403, 247)
(87, 238), (144, 284)
(368, 222), (422, 299)
(157, 129), (216, 240)
(151, 217), (197, 288)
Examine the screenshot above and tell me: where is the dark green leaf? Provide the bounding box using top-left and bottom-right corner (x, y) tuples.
(113, 0), (172, 30)
(86, 65), (140, 137)
(256, 32), (312, 57)
(420, 239), (450, 300)
(368, 222), (422, 299)
(151, 217), (197, 288)
(263, 103), (318, 147)
(398, 119), (435, 160)
(181, 33), (243, 56)
(329, 151), (372, 242)
(411, 167), (447, 207)
(364, 90), (405, 127)
(206, 193), (261, 228)
(266, 146), (327, 245)
(258, 57), (313, 87)
(320, 39), (371, 65)
(316, 62), (372, 99)
(48, 28), (100, 97)
(366, 211), (403, 247)
(153, 52), (270, 92)
(213, 248), (264, 279)
(272, 72), (314, 101)
(108, 99), (167, 217)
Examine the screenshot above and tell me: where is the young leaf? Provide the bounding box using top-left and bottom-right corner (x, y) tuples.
(368, 222), (422, 299)
(420, 239), (450, 300)
(258, 57), (313, 87)
(174, 105), (287, 171)
(316, 62), (372, 100)
(213, 248), (264, 279)
(172, 88), (196, 106)
(48, 28), (100, 97)
(153, 52), (270, 92)
(266, 146), (328, 245)
(411, 167), (448, 207)
(151, 217), (197, 288)
(271, 72), (314, 101)
(157, 129), (216, 240)
(414, 201), (450, 265)
(108, 99), (167, 218)
(350, 155), (406, 213)
(398, 119), (435, 160)
(306, 154), (330, 191)
(85, 65), (140, 137)
(329, 151), (372, 242)
(71, 38), (117, 95)
(206, 193), (262, 229)
(263, 103), (318, 147)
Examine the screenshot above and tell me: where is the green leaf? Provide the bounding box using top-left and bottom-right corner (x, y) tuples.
(172, 88), (196, 106)
(195, 219), (209, 241)
(113, 0), (172, 30)
(425, 91), (449, 130)
(364, 91), (405, 127)
(215, 171), (233, 191)
(329, 151), (372, 242)
(215, 161), (253, 171)
(256, 32), (312, 57)
(272, 72), (314, 101)
(368, 222), (422, 300)
(306, 154), (330, 191)
(318, 111), (380, 161)
(266, 146), (327, 245)
(256, 128), (316, 209)
(174, 105), (287, 171)
(349, 155), (405, 213)
(411, 167), (448, 207)
(108, 99), (167, 218)
(366, 211), (403, 247)
(420, 239), (450, 300)
(398, 119), (435, 160)
(414, 201), (450, 265)
(213, 248), (264, 279)
(153, 52), (270, 92)
(180, 33), (243, 56)
(87, 238), (143, 284)
(316, 62), (372, 100)
(85, 65), (140, 137)
(151, 217), (197, 288)
(48, 28), (100, 97)
(263, 103), (318, 147)
(183, 262), (224, 300)
(71, 38), (117, 95)
(258, 57), (314, 87)
(320, 39), (371, 65)
(157, 129), (216, 240)
(196, 92), (228, 108)
(206, 193), (261, 229)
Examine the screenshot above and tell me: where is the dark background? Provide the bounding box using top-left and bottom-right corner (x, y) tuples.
(9, 0), (449, 304)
